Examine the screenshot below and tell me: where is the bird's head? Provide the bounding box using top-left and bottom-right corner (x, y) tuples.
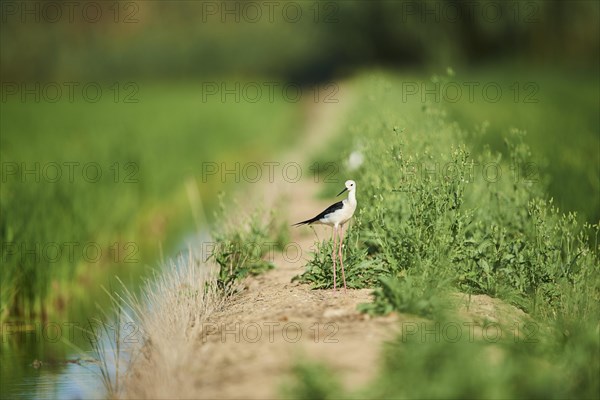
(337, 180), (356, 196)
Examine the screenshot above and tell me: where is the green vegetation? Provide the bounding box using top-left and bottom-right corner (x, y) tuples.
(281, 360), (343, 400)
(209, 200), (289, 292)
(291, 225), (384, 290)
(443, 68), (600, 223)
(3, 0), (598, 398)
(290, 72), (599, 398)
(4, 2), (598, 82)
(288, 325), (599, 399)
(297, 71), (599, 317)
(87, 207), (285, 398)
(0, 82), (302, 321)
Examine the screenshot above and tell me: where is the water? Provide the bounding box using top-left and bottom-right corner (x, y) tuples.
(1, 324), (105, 399)
(3, 359), (104, 399)
(1, 230), (211, 400)
(1, 265), (143, 399)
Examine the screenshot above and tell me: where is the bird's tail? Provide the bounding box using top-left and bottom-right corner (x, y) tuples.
(292, 217), (317, 227)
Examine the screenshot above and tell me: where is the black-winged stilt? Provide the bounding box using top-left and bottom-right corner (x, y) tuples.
(293, 180), (357, 291)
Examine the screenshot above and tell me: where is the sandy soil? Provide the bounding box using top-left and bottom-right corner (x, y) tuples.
(165, 86), (402, 399)
(186, 232), (399, 398)
(124, 86), (530, 399)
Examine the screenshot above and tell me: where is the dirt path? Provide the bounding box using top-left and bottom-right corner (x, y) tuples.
(178, 85), (402, 399)
(123, 86), (401, 399)
(188, 249), (398, 399)
(186, 190), (402, 399)
(124, 85), (530, 399)
(171, 218), (530, 399)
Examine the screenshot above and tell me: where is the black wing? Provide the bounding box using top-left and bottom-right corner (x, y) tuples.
(292, 201), (344, 226)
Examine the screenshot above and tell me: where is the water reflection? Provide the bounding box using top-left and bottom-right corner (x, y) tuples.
(1, 271), (134, 399)
(1, 331), (104, 400)
(1, 230), (210, 399)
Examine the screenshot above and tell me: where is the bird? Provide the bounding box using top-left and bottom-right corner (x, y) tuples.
(293, 180), (357, 291)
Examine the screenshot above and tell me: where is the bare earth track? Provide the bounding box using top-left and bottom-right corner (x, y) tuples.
(156, 87), (402, 399)
(124, 86), (530, 399)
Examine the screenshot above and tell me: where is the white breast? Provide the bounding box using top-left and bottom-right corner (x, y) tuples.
(322, 199), (356, 226)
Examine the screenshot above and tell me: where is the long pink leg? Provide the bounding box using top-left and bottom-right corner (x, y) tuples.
(338, 225), (347, 292)
(331, 226), (337, 291)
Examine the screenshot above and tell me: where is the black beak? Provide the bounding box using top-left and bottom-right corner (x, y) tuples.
(337, 187), (348, 197)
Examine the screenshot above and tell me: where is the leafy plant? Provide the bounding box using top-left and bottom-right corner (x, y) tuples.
(281, 360), (344, 400)
(358, 273), (450, 319)
(293, 221), (385, 289)
(362, 325), (599, 400)
(209, 201), (288, 292)
(296, 73), (599, 326)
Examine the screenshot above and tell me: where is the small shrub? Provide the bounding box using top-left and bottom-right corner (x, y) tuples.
(293, 222), (385, 289)
(209, 200), (288, 292)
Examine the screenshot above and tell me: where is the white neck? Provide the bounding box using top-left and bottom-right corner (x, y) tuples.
(347, 189), (356, 206)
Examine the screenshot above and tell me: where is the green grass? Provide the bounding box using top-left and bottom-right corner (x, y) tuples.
(288, 70), (599, 398)
(0, 80), (302, 320)
(285, 323), (599, 399)
(209, 198), (289, 293)
(442, 67), (600, 224)
(298, 70), (599, 318)
(291, 224), (385, 290)
(368, 321), (598, 399)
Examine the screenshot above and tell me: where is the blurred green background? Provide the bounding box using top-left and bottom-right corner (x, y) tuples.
(3, 1), (599, 81)
(2, 0), (599, 317)
(1, 0), (598, 322)
(0, 1), (598, 397)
